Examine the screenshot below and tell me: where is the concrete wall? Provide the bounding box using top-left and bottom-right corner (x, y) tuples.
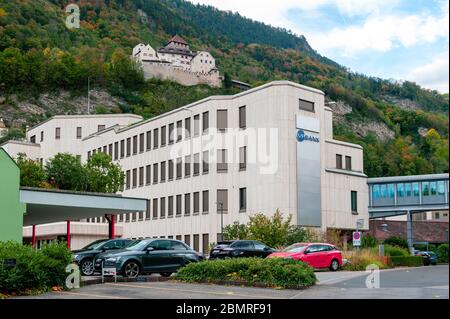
(1, 141), (41, 161)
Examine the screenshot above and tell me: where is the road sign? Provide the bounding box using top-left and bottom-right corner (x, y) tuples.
(353, 231), (362, 247)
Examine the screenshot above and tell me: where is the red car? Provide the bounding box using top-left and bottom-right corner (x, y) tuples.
(267, 243), (343, 271)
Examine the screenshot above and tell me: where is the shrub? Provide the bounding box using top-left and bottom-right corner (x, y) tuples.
(384, 245), (409, 257)
(176, 257), (317, 288)
(361, 234), (378, 248)
(0, 242), (72, 294)
(390, 256), (423, 267)
(342, 249), (391, 271)
(383, 236), (408, 249)
(437, 244), (449, 263)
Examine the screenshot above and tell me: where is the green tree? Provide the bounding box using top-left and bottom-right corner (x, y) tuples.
(285, 226), (313, 246)
(0, 128), (25, 145)
(247, 210), (292, 247)
(108, 48), (145, 90)
(45, 153), (87, 191)
(16, 153), (47, 188)
(223, 221), (248, 240)
(85, 152), (124, 193)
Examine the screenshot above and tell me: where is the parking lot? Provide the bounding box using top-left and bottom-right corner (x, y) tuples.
(20, 265), (449, 299)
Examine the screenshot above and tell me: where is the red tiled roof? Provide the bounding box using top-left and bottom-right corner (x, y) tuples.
(168, 35), (188, 45)
(368, 219), (449, 243)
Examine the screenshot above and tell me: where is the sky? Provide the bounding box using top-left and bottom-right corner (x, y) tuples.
(188, 0), (449, 93)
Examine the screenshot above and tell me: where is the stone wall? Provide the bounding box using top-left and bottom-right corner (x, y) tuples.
(141, 62), (222, 87)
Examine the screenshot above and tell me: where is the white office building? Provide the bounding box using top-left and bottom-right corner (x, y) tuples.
(1, 81), (369, 251)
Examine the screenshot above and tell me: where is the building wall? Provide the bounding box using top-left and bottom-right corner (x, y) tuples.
(0, 149), (25, 242)
(1, 141), (41, 161)
(190, 51), (216, 74)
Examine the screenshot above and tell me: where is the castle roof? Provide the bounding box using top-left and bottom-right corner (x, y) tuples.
(168, 35), (188, 45)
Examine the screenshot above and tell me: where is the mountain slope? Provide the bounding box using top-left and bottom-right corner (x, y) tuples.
(0, 0), (448, 177)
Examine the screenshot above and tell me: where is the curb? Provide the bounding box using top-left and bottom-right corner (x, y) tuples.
(81, 276), (172, 286)
(174, 279), (312, 290)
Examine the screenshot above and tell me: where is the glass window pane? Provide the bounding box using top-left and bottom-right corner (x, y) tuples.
(405, 183), (412, 197)
(422, 182), (430, 196)
(437, 181), (445, 195)
(388, 184), (395, 198)
(430, 182), (437, 195)
(413, 183), (420, 197)
(397, 183), (404, 197)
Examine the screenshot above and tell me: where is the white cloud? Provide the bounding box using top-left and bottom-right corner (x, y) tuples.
(406, 50), (449, 93)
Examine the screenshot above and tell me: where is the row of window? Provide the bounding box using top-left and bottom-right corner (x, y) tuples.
(31, 125), (106, 143)
(123, 148), (247, 189)
(336, 154), (352, 171)
(87, 107), (247, 161)
(371, 181), (447, 199)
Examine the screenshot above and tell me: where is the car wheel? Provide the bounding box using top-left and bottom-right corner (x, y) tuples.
(160, 272), (172, 277)
(329, 259), (339, 271)
(80, 258), (95, 276)
(123, 261), (140, 278)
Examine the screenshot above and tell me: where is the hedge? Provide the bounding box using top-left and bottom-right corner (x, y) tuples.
(390, 256), (423, 267)
(176, 257), (317, 289)
(437, 244), (449, 263)
(0, 242), (72, 294)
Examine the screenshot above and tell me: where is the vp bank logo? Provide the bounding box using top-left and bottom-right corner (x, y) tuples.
(297, 129), (319, 143)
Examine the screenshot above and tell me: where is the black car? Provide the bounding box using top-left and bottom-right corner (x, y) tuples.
(72, 238), (134, 276)
(94, 238), (203, 278)
(209, 240), (277, 259)
(415, 251), (438, 266)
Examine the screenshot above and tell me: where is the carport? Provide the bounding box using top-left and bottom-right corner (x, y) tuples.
(20, 187), (148, 249)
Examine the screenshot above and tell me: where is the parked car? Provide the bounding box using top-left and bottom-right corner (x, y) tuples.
(267, 243), (343, 271)
(94, 238), (203, 278)
(72, 238), (134, 276)
(415, 251), (438, 266)
(209, 240), (276, 259)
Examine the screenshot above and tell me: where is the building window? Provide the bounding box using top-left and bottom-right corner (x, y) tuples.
(176, 158), (183, 179)
(168, 160), (174, 180)
(76, 127), (82, 139)
(120, 140), (125, 158)
(40, 131), (44, 142)
(177, 120), (182, 142)
(114, 142), (119, 160)
(434, 212), (440, 219)
(193, 234), (200, 252)
(217, 109), (228, 132)
(139, 133), (145, 153)
(239, 146), (247, 170)
(146, 165), (151, 185)
(202, 151), (209, 174)
(126, 170), (130, 189)
(202, 234), (209, 255)
(98, 125), (105, 132)
(184, 235), (190, 246)
(153, 198), (158, 219)
(132, 168), (137, 188)
(345, 156), (352, 170)
(202, 190), (209, 213)
(139, 167), (144, 186)
(176, 195), (182, 216)
(351, 191), (358, 214)
(217, 149), (228, 172)
(422, 182), (430, 196)
(184, 155), (191, 177)
(132, 135), (138, 155)
(193, 192), (200, 214)
(202, 111), (209, 134)
(153, 163), (158, 184)
(126, 138), (131, 157)
(103, 145), (107, 153)
(194, 114), (200, 136)
(239, 188), (247, 212)
(153, 128), (159, 149)
(30, 135), (36, 143)
(168, 196), (174, 217)
(169, 123), (174, 144)
(55, 127), (61, 139)
(239, 106), (246, 129)
(160, 197), (166, 219)
(299, 99), (315, 112)
(146, 131), (151, 150)
(161, 126), (166, 146)
(193, 153), (200, 175)
(160, 161), (166, 182)
(217, 189), (228, 213)
(336, 154), (342, 169)
(185, 117), (191, 139)
(184, 193), (190, 216)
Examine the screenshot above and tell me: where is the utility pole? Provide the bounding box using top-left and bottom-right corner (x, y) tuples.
(87, 77), (91, 114)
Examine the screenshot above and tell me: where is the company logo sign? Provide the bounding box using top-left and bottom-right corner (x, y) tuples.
(296, 129), (319, 143)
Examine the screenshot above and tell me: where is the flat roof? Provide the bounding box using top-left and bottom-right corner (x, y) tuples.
(26, 114), (143, 133)
(368, 173), (449, 184)
(84, 81), (325, 141)
(0, 139), (40, 148)
(20, 187), (148, 226)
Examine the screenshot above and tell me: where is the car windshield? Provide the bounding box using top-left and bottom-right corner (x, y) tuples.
(428, 252), (436, 257)
(282, 244), (308, 253)
(81, 239), (108, 250)
(125, 239), (149, 251)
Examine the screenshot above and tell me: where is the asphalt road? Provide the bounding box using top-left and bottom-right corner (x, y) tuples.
(18, 265), (449, 299)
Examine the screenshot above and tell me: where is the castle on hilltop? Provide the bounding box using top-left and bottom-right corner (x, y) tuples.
(132, 35), (222, 87)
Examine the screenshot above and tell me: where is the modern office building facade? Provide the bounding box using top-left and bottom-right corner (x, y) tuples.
(1, 81), (369, 252)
